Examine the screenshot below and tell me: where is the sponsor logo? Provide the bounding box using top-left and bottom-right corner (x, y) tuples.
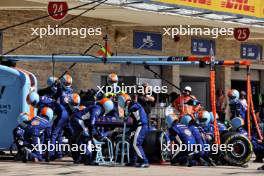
(180, 0), (212, 5)
(221, 0), (255, 13)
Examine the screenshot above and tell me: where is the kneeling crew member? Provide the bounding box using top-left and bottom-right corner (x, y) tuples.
(165, 113), (196, 166)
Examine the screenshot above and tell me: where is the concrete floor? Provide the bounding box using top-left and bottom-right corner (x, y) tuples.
(0, 158), (263, 176)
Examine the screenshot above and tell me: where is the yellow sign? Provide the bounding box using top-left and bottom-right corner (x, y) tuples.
(153, 0), (264, 18)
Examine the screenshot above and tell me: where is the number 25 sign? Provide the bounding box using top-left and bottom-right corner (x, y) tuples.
(234, 28), (250, 42)
(48, 1), (68, 21)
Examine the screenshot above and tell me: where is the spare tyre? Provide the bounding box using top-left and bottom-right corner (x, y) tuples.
(221, 132), (253, 166)
(143, 130), (169, 163)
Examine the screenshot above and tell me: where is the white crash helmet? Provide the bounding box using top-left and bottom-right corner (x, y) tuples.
(70, 93), (81, 106)
(183, 86), (192, 92)
(61, 74), (73, 87)
(99, 98), (114, 114)
(228, 89), (240, 101)
(41, 107), (54, 122)
(165, 113), (179, 128)
(240, 91), (246, 97)
(198, 110), (211, 127)
(17, 112), (31, 125)
(27, 92), (39, 106)
(107, 73), (118, 85)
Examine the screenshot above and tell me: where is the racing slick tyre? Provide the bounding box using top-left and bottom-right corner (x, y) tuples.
(221, 132), (253, 166)
(143, 130), (169, 163)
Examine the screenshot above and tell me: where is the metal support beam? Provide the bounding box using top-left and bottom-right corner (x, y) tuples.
(2, 55), (251, 67)
(3, 55), (202, 65)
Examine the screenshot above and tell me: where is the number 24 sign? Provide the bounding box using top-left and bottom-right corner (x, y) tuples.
(48, 1), (68, 21)
(234, 28), (250, 42)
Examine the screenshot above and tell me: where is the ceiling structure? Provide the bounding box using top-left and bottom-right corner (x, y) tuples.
(0, 0), (263, 37)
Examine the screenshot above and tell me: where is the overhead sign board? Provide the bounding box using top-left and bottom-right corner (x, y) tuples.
(133, 31), (162, 51)
(191, 38), (215, 56)
(241, 43), (262, 60)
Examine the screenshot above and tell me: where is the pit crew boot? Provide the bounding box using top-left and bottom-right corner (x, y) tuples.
(136, 163), (150, 168)
(257, 165), (264, 170)
(21, 147), (29, 163)
(207, 157), (216, 166)
(253, 156), (263, 163)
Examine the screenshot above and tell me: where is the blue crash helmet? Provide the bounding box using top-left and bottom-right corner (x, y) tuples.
(180, 114), (193, 125)
(209, 112), (219, 124)
(61, 74), (73, 87)
(228, 89), (240, 101)
(47, 76), (58, 87)
(41, 107), (54, 122)
(198, 110), (211, 127)
(165, 113), (179, 128)
(17, 112), (31, 125)
(230, 117), (245, 131)
(118, 93), (131, 109)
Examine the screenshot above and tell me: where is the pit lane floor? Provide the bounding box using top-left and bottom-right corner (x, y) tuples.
(0, 157), (263, 176)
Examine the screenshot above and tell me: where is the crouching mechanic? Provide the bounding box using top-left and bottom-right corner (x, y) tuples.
(198, 112), (227, 143)
(252, 138), (264, 163)
(165, 114), (196, 166)
(28, 91), (72, 160)
(118, 93), (149, 168)
(230, 117), (248, 136)
(181, 113), (216, 166)
(38, 76), (60, 98)
(17, 107), (53, 162)
(12, 91), (39, 156)
(231, 117), (264, 163)
(70, 98), (114, 165)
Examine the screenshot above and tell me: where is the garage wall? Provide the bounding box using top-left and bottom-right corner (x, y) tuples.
(120, 65), (160, 78)
(180, 66), (210, 78)
(231, 68), (260, 81)
(1, 10), (264, 92)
